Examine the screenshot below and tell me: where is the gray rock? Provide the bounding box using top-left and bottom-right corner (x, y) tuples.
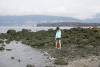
(26, 64), (35, 67)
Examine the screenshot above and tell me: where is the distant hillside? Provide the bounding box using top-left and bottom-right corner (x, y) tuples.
(0, 15), (100, 26)
(37, 22), (100, 27)
(0, 15), (80, 26)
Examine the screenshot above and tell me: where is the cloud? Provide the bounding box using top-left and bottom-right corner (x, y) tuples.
(0, 0), (100, 19)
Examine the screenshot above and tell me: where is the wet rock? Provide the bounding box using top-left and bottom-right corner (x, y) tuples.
(98, 65), (100, 67)
(30, 58), (32, 60)
(18, 59), (21, 62)
(0, 40), (4, 43)
(6, 49), (12, 51)
(26, 64), (35, 67)
(16, 41), (18, 44)
(47, 56), (55, 62)
(1, 44), (5, 46)
(85, 45), (94, 48)
(0, 47), (5, 51)
(11, 57), (15, 59)
(54, 58), (68, 65)
(43, 51), (48, 56)
(67, 57), (100, 67)
(45, 66), (56, 67)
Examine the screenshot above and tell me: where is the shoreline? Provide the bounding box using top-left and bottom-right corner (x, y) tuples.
(0, 27), (100, 66)
(0, 41), (53, 67)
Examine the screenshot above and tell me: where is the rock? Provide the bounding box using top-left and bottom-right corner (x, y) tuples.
(49, 56), (55, 61)
(30, 58), (32, 59)
(98, 65), (100, 67)
(11, 57), (15, 59)
(85, 45), (94, 48)
(44, 51), (48, 56)
(0, 47), (5, 51)
(45, 66), (56, 67)
(6, 49), (12, 51)
(54, 58), (68, 65)
(16, 41), (18, 44)
(26, 64), (35, 67)
(18, 59), (21, 62)
(67, 57), (100, 67)
(1, 44), (5, 46)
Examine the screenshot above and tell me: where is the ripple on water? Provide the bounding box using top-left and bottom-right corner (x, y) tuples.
(0, 41), (52, 67)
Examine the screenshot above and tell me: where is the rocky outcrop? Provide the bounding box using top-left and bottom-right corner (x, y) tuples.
(67, 56), (100, 67)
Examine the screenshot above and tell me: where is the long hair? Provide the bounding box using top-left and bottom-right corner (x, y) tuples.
(56, 26), (59, 31)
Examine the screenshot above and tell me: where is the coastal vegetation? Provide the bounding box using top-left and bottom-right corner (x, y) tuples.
(0, 27), (100, 65)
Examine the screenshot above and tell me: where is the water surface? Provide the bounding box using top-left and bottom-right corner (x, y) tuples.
(0, 26), (73, 33)
(0, 41), (52, 67)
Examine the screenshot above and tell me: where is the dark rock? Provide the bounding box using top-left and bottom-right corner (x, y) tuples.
(1, 44), (5, 46)
(0, 47), (5, 51)
(11, 57), (15, 59)
(26, 64), (35, 67)
(45, 66), (56, 67)
(18, 59), (21, 62)
(6, 49), (12, 51)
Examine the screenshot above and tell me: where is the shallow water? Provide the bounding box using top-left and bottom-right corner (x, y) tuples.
(0, 26), (73, 33)
(0, 41), (52, 67)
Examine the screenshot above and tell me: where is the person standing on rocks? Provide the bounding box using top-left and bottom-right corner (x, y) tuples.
(55, 27), (62, 49)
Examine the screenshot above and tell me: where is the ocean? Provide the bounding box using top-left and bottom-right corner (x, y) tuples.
(0, 26), (73, 33)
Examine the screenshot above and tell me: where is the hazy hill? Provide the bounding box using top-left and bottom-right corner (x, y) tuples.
(37, 22), (100, 27)
(0, 15), (100, 26)
(0, 15), (80, 26)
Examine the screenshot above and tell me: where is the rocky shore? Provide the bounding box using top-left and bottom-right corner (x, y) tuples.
(0, 27), (100, 67)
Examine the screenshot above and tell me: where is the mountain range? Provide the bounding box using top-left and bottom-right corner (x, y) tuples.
(0, 15), (100, 26)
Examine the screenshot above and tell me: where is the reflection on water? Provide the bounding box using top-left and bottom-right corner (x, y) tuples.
(0, 41), (52, 67)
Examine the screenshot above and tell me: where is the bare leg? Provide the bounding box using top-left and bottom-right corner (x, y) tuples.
(56, 40), (58, 48)
(59, 40), (61, 48)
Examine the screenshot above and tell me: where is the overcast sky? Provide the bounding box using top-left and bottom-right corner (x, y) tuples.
(0, 0), (100, 19)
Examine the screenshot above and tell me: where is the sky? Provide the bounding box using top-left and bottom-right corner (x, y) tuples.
(0, 0), (100, 19)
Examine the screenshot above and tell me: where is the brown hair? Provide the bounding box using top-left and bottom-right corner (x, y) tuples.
(56, 26), (59, 31)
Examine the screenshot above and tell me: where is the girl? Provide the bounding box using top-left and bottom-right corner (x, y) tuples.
(55, 27), (61, 49)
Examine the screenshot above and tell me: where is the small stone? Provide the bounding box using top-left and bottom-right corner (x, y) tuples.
(30, 58), (32, 59)
(98, 65), (100, 67)
(85, 45), (94, 48)
(1, 44), (5, 46)
(11, 57), (15, 59)
(18, 59), (21, 62)
(0, 47), (5, 51)
(26, 64), (35, 67)
(45, 66), (56, 67)
(6, 49), (12, 51)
